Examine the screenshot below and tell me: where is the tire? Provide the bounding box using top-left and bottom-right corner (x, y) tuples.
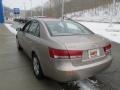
(32, 54), (43, 79)
(16, 39), (23, 51)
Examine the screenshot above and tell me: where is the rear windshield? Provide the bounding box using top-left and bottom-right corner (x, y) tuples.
(45, 20), (94, 36)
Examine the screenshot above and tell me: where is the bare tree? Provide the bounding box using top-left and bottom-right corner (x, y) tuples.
(28, 0), (120, 18)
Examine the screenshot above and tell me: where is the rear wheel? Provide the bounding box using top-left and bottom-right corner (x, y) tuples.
(32, 54), (43, 79)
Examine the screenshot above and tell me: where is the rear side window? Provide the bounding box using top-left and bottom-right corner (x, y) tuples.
(34, 25), (40, 37)
(23, 21), (31, 32)
(28, 21), (39, 35)
(34, 22), (45, 37)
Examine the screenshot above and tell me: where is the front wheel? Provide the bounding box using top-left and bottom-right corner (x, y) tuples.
(32, 54), (43, 79)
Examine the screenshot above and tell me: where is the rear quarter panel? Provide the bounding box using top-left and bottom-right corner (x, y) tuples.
(32, 37), (67, 77)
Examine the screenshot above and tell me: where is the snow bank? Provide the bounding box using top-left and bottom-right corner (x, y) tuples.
(5, 24), (17, 35)
(80, 22), (120, 44)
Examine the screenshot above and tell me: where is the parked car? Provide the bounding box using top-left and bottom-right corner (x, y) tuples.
(14, 18), (30, 24)
(16, 18), (112, 82)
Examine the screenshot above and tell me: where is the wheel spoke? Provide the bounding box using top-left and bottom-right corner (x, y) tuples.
(33, 57), (39, 75)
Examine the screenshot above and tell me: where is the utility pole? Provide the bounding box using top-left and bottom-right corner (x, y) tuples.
(30, 0), (33, 17)
(61, 0), (64, 20)
(113, 0), (116, 16)
(41, 0), (44, 16)
(50, 0), (52, 9)
(110, 0), (116, 27)
(23, 2), (26, 18)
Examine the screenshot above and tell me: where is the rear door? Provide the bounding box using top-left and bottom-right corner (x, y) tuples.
(18, 21), (32, 51)
(23, 20), (40, 56)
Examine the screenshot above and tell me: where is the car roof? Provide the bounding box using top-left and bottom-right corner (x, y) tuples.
(33, 17), (61, 22)
(30, 17), (72, 23)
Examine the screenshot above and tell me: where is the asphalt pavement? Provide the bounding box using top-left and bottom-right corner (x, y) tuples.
(0, 23), (120, 90)
(0, 25), (61, 90)
(97, 42), (120, 90)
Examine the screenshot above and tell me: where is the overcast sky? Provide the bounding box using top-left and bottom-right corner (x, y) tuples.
(3, 0), (48, 10)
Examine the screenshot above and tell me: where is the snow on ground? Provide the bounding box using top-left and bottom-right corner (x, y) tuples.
(65, 2), (120, 44)
(5, 24), (17, 35)
(4, 21), (120, 44)
(66, 2), (120, 23)
(80, 21), (120, 44)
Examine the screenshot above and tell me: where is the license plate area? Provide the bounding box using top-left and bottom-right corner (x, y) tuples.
(88, 49), (100, 59)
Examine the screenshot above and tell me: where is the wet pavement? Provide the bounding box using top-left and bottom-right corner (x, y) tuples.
(0, 25), (61, 90)
(97, 42), (120, 90)
(0, 23), (120, 90)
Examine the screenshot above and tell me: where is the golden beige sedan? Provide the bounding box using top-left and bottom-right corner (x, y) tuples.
(16, 18), (112, 82)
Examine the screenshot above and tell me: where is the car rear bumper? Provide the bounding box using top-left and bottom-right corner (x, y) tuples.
(52, 56), (112, 82)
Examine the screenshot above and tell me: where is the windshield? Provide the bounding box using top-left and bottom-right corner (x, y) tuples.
(45, 20), (93, 36)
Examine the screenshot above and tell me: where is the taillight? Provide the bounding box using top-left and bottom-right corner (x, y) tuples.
(49, 48), (83, 59)
(103, 44), (111, 55)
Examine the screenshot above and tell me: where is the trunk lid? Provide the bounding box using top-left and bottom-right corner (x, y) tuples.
(52, 34), (110, 66)
(52, 34), (109, 50)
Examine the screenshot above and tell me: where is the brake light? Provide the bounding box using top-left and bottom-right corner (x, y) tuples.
(103, 44), (111, 55)
(49, 48), (83, 59)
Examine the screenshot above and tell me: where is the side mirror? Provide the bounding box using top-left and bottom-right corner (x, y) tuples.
(16, 28), (22, 31)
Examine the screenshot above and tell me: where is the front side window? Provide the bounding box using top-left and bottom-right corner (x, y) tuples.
(45, 20), (93, 36)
